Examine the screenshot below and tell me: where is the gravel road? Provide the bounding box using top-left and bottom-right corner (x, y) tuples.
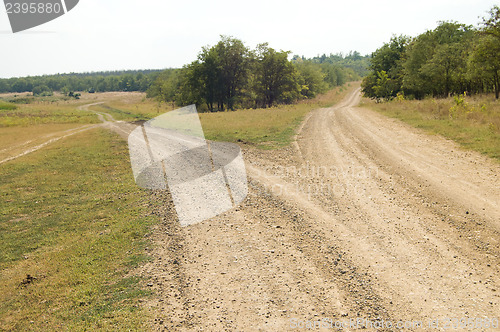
(140, 88), (500, 331)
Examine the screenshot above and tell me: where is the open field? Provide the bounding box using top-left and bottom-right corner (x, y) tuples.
(0, 128), (156, 331)
(362, 94), (500, 160)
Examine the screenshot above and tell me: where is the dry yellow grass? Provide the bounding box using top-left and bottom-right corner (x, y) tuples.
(199, 83), (359, 148)
(363, 94), (500, 160)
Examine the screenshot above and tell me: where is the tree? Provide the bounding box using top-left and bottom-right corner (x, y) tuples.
(213, 36), (250, 110)
(481, 5), (500, 40)
(149, 39), (362, 110)
(469, 35), (500, 98)
(373, 71), (393, 101)
(362, 35), (409, 99)
(254, 43), (300, 107)
(174, 36), (251, 111)
(403, 22), (473, 98)
(420, 42), (470, 97)
(295, 61), (328, 98)
(32, 85), (52, 96)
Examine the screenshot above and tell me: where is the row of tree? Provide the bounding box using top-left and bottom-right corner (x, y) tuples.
(303, 51), (371, 77)
(147, 37), (365, 111)
(362, 6), (500, 100)
(0, 70), (162, 95)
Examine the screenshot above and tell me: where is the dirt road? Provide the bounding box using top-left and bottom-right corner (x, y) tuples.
(141, 88), (499, 331)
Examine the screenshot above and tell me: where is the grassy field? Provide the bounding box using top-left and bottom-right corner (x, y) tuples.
(1, 85), (356, 330)
(0, 129), (156, 331)
(362, 94), (500, 161)
(0, 95), (99, 127)
(87, 93), (173, 122)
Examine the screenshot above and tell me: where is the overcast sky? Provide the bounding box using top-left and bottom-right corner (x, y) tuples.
(0, 0), (497, 78)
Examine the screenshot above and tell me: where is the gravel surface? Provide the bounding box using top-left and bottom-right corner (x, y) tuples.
(138, 89), (500, 331)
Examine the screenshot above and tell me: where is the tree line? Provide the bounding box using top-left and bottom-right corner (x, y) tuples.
(303, 51), (371, 77)
(0, 70), (162, 96)
(147, 36), (367, 111)
(0, 38), (368, 109)
(362, 6), (500, 100)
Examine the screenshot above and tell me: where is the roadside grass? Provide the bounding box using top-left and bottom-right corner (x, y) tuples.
(199, 83), (358, 148)
(0, 129), (155, 331)
(362, 94), (500, 160)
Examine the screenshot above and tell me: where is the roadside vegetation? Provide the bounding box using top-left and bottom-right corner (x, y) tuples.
(362, 5), (500, 161)
(363, 94), (500, 160)
(362, 6), (500, 101)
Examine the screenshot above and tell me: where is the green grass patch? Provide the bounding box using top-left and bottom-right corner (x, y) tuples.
(0, 129), (156, 330)
(199, 103), (312, 148)
(364, 94), (500, 160)
(0, 100), (18, 110)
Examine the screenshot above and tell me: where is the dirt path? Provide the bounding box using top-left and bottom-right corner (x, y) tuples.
(142, 89), (500, 330)
(77, 102), (137, 139)
(0, 124), (98, 165)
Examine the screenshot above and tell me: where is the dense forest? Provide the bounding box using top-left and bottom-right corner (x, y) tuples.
(362, 6), (500, 100)
(0, 70), (162, 96)
(147, 37), (369, 111)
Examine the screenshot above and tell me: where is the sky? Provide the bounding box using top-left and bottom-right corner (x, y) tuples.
(0, 0), (497, 78)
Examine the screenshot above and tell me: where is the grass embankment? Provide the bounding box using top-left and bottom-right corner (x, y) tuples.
(363, 94), (500, 161)
(0, 129), (155, 330)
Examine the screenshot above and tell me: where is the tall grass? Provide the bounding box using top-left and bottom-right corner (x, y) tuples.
(363, 94), (500, 160)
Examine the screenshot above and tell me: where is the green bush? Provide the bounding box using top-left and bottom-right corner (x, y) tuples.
(0, 100), (18, 110)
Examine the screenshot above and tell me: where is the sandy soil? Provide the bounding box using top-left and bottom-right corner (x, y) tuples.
(139, 89), (500, 331)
